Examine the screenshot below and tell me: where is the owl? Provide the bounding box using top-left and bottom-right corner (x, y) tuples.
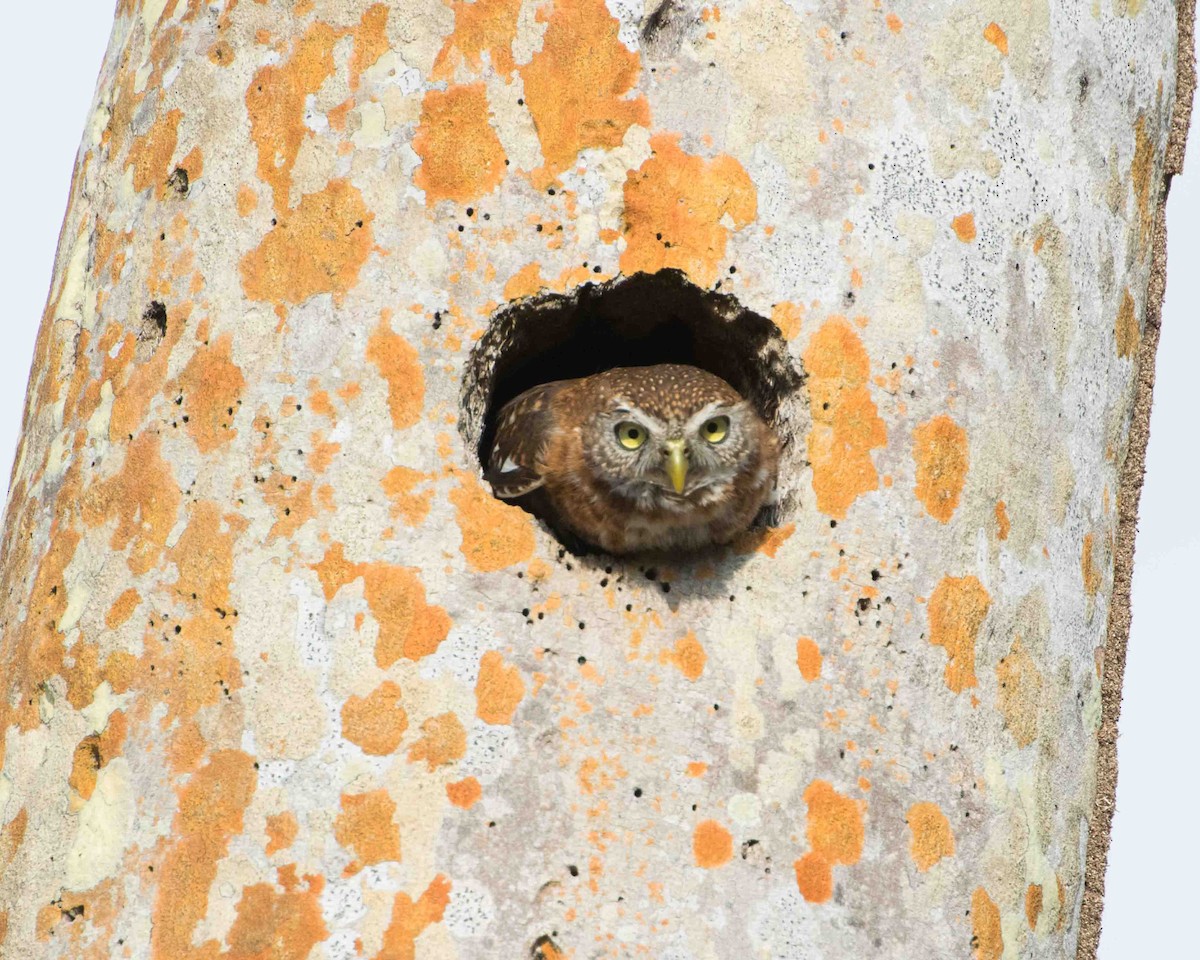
(485, 364), (779, 554)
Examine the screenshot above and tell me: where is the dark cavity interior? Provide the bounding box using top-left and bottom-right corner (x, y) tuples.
(461, 270), (809, 534)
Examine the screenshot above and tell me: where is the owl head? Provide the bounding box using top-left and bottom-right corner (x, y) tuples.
(578, 365), (771, 509)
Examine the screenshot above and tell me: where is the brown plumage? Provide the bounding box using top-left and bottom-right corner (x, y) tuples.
(485, 364), (779, 554)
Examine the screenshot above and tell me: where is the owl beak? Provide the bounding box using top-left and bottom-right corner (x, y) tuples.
(664, 440), (688, 494)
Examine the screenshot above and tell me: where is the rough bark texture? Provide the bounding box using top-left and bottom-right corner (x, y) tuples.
(0, 2), (1190, 959)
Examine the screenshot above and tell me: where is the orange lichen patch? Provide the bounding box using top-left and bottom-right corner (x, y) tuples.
(109, 304), (189, 440)
(693, 820), (734, 868)
(1026, 883), (1043, 930)
(83, 432), (181, 576)
(447, 777), (483, 809)
(226, 871), (328, 960)
(0, 809), (28, 874)
(335, 789), (402, 873)
(407, 712), (468, 770)
(431, 0), (522, 80)
(952, 212), (977, 242)
(449, 471), (536, 572)
(983, 22), (1009, 56)
(906, 802), (955, 871)
(503, 261), (546, 301)
(1081, 532), (1102, 596)
(686, 762), (708, 778)
(734, 522), (795, 557)
(795, 779), (864, 903)
(266, 811), (300, 856)
(128, 108), (182, 195)
(796, 637), (822, 682)
(367, 315), (425, 431)
(413, 84), (507, 204)
(171, 501), (239, 610)
(972, 887), (1004, 960)
(68, 734), (105, 803)
(175, 333), (245, 453)
(621, 134), (756, 288)
(913, 415), (969, 522)
(995, 501), (1011, 541)
(245, 22), (342, 213)
(886, 13), (903, 32)
(996, 638), (1044, 748)
(151, 751), (257, 960)
(105, 588), (141, 629)
(803, 317), (887, 518)
(927, 575), (992, 693)
(349, 4), (391, 89)
(475, 650), (526, 724)
(237, 183), (259, 217)
(670, 632), (707, 681)
(520, 0), (650, 184)
(1131, 114), (1156, 247)
(312, 544), (451, 667)
(1116, 288), (1140, 358)
(342, 680), (409, 755)
(382, 467), (435, 526)
(241, 179), (375, 312)
(376, 875), (452, 960)
(178, 145), (204, 185)
(772, 301), (804, 340)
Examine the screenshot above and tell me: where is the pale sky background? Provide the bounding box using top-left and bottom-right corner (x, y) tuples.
(0, 6), (1195, 955)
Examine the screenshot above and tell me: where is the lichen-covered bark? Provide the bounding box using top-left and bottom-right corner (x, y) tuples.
(0, 1), (1189, 958)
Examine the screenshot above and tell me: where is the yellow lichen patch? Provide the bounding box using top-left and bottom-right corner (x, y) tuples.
(342, 681), (409, 755)
(621, 135), (757, 288)
(312, 544), (451, 667)
(503, 261), (547, 301)
(772, 301), (805, 340)
(377, 875), (452, 959)
(226, 870), (328, 960)
(520, 0), (650, 184)
(449, 471), (536, 572)
(151, 751), (257, 960)
(794, 780), (864, 903)
(367, 315), (425, 431)
(408, 712), (468, 770)
(431, 0), (522, 80)
(803, 317), (887, 519)
(952, 212), (977, 242)
(240, 179), (375, 311)
(996, 638), (1044, 748)
(971, 887), (1004, 960)
(335, 789), (402, 874)
(475, 650), (526, 725)
(83, 432), (181, 576)
(670, 632), (707, 681)
(446, 777), (483, 809)
(175, 333), (245, 453)
(382, 467), (435, 526)
(265, 811), (299, 856)
(927, 575), (992, 693)
(1026, 883), (1043, 930)
(796, 637), (822, 682)
(995, 501), (1011, 541)
(693, 820), (734, 868)
(245, 22), (342, 214)
(1081, 532), (1102, 596)
(913, 415), (969, 522)
(983, 22), (1009, 56)
(906, 802), (955, 871)
(128, 108), (182, 195)
(1116, 288), (1140, 358)
(413, 84), (507, 204)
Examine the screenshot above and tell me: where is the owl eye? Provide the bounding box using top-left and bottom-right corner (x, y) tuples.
(701, 416), (730, 444)
(615, 421), (648, 450)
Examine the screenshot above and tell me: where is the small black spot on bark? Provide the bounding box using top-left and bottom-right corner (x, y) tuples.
(143, 301), (168, 338)
(167, 167), (190, 197)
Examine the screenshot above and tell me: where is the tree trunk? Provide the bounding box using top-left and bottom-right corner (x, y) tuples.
(0, 1), (1192, 958)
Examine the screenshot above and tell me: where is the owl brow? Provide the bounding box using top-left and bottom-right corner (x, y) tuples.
(685, 401), (732, 428)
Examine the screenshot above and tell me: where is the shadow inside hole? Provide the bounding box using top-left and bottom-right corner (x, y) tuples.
(461, 269), (808, 556)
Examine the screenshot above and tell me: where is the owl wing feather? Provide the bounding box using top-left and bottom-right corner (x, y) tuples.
(485, 380), (570, 499)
